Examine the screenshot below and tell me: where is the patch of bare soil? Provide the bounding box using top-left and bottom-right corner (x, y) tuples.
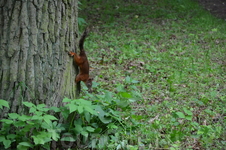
(196, 0), (226, 20)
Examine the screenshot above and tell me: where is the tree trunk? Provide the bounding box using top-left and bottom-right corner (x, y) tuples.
(0, 0), (79, 116)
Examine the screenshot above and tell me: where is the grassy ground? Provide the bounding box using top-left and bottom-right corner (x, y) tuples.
(79, 0), (225, 149)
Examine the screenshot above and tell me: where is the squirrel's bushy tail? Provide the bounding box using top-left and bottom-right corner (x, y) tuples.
(79, 28), (89, 52)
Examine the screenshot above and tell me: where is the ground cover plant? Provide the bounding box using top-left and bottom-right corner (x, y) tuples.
(0, 84), (140, 149)
(79, 0), (226, 149)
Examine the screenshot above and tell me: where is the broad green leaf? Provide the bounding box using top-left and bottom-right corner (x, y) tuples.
(109, 109), (120, 118)
(84, 111), (90, 123)
(185, 115), (192, 121)
(86, 126), (95, 132)
(107, 123), (118, 129)
(23, 102), (35, 108)
(41, 122), (52, 129)
(176, 112), (185, 118)
(183, 108), (193, 115)
(94, 128), (102, 133)
(48, 129), (60, 141)
(211, 28), (218, 32)
(32, 132), (51, 145)
(52, 131), (60, 141)
(0, 99), (9, 109)
(37, 104), (48, 112)
(22, 125), (34, 133)
(17, 145), (29, 150)
(18, 115), (31, 121)
(32, 136), (45, 145)
(131, 79), (139, 83)
(129, 98), (136, 103)
(43, 115), (58, 121)
(104, 91), (113, 99)
(151, 45), (158, 52)
(43, 118), (52, 125)
(78, 17), (87, 26)
(99, 115), (112, 124)
(197, 129), (204, 135)
(29, 107), (36, 113)
(78, 106), (83, 114)
(0, 119), (13, 124)
(35, 111), (43, 116)
(14, 120), (26, 127)
(99, 135), (109, 149)
(84, 106), (97, 115)
(77, 99), (92, 105)
(69, 104), (78, 113)
(0, 136), (6, 142)
(196, 100), (204, 105)
(62, 97), (72, 103)
(18, 142), (33, 147)
(115, 99), (129, 108)
(125, 76), (131, 83)
(116, 84), (124, 92)
(81, 131), (88, 138)
(74, 124), (83, 133)
(8, 113), (19, 119)
(119, 92), (132, 98)
(31, 115), (42, 120)
(7, 134), (16, 140)
(3, 139), (11, 149)
(37, 104), (46, 109)
(49, 106), (61, 112)
(61, 136), (76, 142)
(95, 106), (106, 117)
(91, 138), (97, 149)
(27, 120), (35, 125)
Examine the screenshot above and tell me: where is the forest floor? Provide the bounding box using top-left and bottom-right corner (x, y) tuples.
(197, 0), (226, 20)
(79, 0), (226, 149)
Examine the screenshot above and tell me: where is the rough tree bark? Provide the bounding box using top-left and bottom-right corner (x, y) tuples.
(0, 0), (79, 116)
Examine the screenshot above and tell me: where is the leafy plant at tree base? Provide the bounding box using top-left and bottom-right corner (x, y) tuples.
(0, 100), (62, 150)
(0, 79), (142, 149)
(61, 80), (142, 149)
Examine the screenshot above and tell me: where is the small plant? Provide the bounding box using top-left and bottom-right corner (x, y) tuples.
(62, 79), (141, 149)
(0, 100), (62, 149)
(0, 78), (141, 149)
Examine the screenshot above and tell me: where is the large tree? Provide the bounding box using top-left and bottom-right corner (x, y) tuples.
(0, 0), (79, 116)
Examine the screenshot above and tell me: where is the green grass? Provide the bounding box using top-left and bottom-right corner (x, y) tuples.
(79, 0), (226, 149)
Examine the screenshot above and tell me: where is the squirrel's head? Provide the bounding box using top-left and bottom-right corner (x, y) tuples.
(85, 78), (93, 93)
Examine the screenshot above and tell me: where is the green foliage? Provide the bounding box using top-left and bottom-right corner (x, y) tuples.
(0, 99), (9, 109)
(0, 100), (61, 149)
(63, 79), (141, 149)
(78, 17), (86, 27)
(78, 1), (87, 28)
(0, 79), (141, 149)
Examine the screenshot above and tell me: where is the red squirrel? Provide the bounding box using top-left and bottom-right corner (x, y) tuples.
(68, 28), (92, 93)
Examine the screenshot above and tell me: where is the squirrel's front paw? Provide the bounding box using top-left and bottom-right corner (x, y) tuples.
(68, 51), (75, 56)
